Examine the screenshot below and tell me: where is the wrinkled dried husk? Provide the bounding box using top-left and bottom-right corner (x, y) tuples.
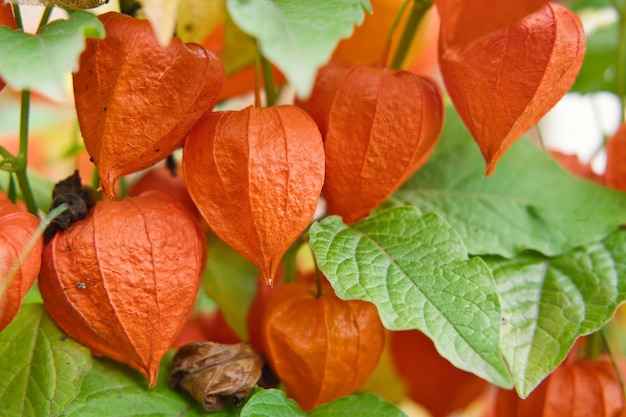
(170, 342), (263, 411)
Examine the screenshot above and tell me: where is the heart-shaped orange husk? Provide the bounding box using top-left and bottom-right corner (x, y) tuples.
(439, 3), (585, 175)
(73, 12), (224, 199)
(494, 355), (625, 416)
(39, 191), (206, 387)
(183, 105), (325, 287)
(262, 283), (385, 410)
(605, 123), (626, 192)
(434, 0), (548, 48)
(0, 196), (42, 332)
(304, 62), (443, 224)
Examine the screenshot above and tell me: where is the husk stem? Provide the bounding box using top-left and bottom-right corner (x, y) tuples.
(7, 6), (56, 216)
(602, 328), (626, 399)
(389, 0), (432, 71)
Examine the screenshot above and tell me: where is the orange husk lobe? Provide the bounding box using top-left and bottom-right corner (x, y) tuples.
(439, 3), (585, 175)
(39, 191), (206, 387)
(305, 62), (443, 224)
(0, 198), (42, 332)
(73, 12), (224, 199)
(605, 123), (626, 192)
(434, 0), (548, 48)
(494, 355), (625, 416)
(183, 105), (325, 287)
(389, 330), (489, 417)
(262, 283), (385, 410)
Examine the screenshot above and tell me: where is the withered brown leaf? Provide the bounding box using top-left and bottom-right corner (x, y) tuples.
(170, 342), (263, 411)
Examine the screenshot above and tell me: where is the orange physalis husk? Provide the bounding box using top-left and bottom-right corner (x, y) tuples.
(604, 123), (626, 192)
(494, 355), (625, 416)
(0, 196), (42, 332)
(434, 0), (548, 49)
(183, 105), (325, 287)
(73, 12), (225, 199)
(439, 3), (585, 175)
(303, 62), (443, 224)
(262, 283), (385, 410)
(39, 191), (206, 387)
(389, 330), (489, 417)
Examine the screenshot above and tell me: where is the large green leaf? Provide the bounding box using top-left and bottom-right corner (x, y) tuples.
(240, 389), (406, 417)
(226, 0), (371, 98)
(488, 227), (626, 398)
(203, 233), (259, 340)
(0, 304), (92, 417)
(61, 351), (235, 417)
(387, 106), (626, 258)
(0, 11), (104, 101)
(309, 207), (512, 388)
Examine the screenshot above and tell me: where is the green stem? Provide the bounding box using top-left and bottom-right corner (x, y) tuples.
(390, 0), (432, 70)
(260, 54), (277, 107)
(15, 90), (39, 216)
(254, 47), (262, 107)
(380, 0), (411, 67)
(37, 6), (54, 33)
(615, 0), (626, 121)
(11, 4), (23, 31)
(602, 328), (626, 399)
(585, 331), (604, 360)
(7, 174), (17, 203)
(0, 145), (17, 172)
(314, 268), (323, 299)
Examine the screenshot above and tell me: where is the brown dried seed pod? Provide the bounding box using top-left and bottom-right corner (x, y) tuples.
(170, 342), (263, 411)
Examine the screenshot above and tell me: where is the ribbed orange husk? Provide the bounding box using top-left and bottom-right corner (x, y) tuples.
(494, 355), (625, 416)
(304, 62), (443, 224)
(0, 197), (42, 332)
(262, 283), (385, 410)
(434, 0), (548, 48)
(605, 123), (626, 192)
(389, 330), (489, 417)
(183, 105), (325, 287)
(439, 3), (585, 175)
(73, 12), (224, 199)
(39, 191), (206, 387)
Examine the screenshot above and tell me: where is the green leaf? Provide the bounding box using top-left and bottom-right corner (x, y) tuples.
(203, 233), (259, 340)
(489, 227), (626, 398)
(241, 390), (405, 417)
(0, 11), (104, 101)
(0, 304), (92, 417)
(226, 0), (372, 98)
(241, 389), (304, 417)
(61, 351), (233, 417)
(310, 392), (407, 417)
(387, 106), (626, 257)
(571, 22), (618, 94)
(309, 207), (512, 388)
